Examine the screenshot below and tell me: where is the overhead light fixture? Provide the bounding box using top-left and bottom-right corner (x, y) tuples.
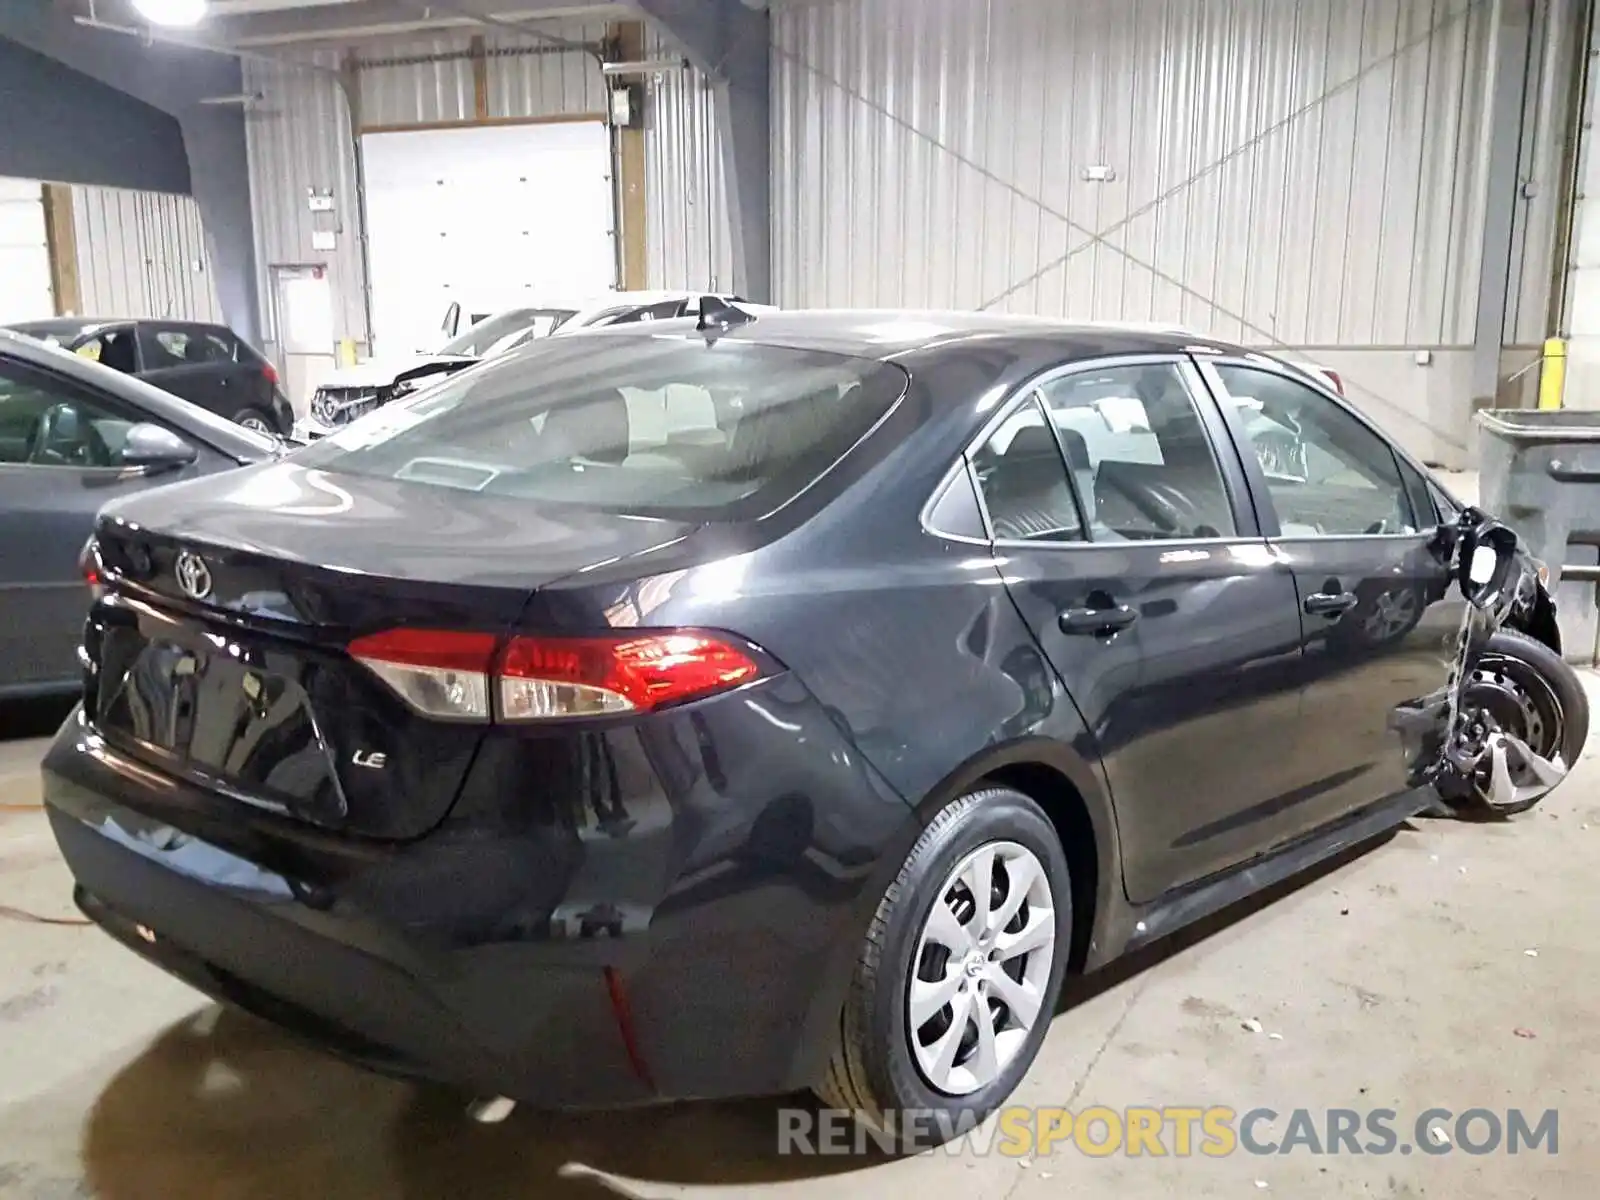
(131, 0), (208, 27)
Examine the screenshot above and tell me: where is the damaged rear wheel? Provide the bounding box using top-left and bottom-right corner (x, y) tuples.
(1454, 631), (1589, 816)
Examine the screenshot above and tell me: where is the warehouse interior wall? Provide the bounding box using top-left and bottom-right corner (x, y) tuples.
(242, 21), (736, 362)
(69, 186), (225, 325)
(770, 0), (1580, 468)
(0, 9), (260, 343)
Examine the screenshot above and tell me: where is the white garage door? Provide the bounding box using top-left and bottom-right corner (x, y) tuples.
(0, 178), (53, 324)
(361, 121), (616, 357)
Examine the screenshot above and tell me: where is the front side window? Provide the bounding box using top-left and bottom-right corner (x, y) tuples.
(76, 327), (139, 375)
(295, 337), (907, 520)
(1035, 362), (1238, 540)
(1213, 364), (1417, 537)
(0, 361), (135, 467)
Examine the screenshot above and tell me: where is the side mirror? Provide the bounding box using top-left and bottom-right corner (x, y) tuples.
(1455, 511), (1519, 610)
(119, 422), (198, 472)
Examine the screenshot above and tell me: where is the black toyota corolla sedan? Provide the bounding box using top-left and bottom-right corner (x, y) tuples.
(40, 309), (1582, 1139)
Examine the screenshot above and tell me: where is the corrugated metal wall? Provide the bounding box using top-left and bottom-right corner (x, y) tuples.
(242, 21), (726, 353)
(772, 0), (1508, 348)
(69, 185), (223, 324)
(242, 50), (368, 348)
(644, 32), (736, 291)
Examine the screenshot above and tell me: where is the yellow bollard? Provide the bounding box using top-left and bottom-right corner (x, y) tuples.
(1538, 337), (1566, 410)
(337, 338), (357, 368)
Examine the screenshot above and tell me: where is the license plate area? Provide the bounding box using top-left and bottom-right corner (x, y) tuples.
(98, 623), (349, 826)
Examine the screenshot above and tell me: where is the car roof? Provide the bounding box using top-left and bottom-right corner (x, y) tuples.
(0, 328), (276, 462)
(573, 308), (1250, 361)
(7, 317), (128, 337)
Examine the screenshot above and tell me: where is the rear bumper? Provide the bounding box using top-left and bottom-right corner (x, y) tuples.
(42, 683), (913, 1107)
(46, 755), (649, 1107)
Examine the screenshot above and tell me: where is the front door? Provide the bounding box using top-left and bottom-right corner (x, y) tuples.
(1201, 359), (1460, 830)
(974, 356), (1308, 903)
(0, 355), (184, 692)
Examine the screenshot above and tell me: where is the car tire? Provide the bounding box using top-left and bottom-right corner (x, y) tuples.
(1457, 630), (1590, 816)
(233, 407), (277, 436)
(816, 786), (1072, 1151)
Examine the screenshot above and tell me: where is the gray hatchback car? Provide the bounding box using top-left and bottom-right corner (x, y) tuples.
(0, 329), (278, 700)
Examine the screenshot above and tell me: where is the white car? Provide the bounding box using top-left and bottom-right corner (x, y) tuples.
(291, 290), (772, 442)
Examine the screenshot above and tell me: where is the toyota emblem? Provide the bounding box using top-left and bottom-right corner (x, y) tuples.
(174, 551), (213, 600)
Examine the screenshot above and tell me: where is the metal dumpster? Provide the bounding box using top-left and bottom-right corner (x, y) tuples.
(1477, 409), (1600, 666)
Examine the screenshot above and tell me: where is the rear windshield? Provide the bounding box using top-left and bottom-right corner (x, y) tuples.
(295, 335), (908, 519)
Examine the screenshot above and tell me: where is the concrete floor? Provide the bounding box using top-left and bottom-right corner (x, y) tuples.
(4, 672), (1599, 1197)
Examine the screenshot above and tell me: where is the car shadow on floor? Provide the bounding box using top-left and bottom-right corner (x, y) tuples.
(76, 829), (1406, 1198)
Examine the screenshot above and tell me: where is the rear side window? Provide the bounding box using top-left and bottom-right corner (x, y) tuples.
(139, 325), (237, 368)
(971, 398), (1085, 543)
(296, 337), (908, 520)
(1035, 363), (1238, 540)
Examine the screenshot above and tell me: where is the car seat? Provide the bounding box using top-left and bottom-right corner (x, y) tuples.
(983, 426), (1083, 541)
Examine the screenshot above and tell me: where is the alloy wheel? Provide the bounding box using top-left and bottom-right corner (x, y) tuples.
(906, 841), (1056, 1096)
(238, 415), (273, 435)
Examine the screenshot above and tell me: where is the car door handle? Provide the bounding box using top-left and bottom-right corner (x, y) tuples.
(1304, 591), (1359, 617)
(1059, 605), (1139, 636)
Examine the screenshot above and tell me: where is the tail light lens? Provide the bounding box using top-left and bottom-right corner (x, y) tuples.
(348, 628), (763, 722)
(262, 361), (281, 386)
(348, 629), (497, 721)
(499, 633), (761, 720)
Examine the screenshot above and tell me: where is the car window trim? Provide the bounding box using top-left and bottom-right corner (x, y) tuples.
(920, 457), (991, 545)
(1193, 354), (1434, 542)
(955, 352), (1263, 550)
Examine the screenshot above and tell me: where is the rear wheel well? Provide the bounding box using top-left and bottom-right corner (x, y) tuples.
(982, 762), (1098, 973)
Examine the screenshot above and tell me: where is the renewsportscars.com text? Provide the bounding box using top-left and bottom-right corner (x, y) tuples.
(778, 1105), (1560, 1158)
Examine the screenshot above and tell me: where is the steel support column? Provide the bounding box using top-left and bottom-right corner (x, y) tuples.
(634, 0), (771, 302)
(1472, 0), (1539, 410)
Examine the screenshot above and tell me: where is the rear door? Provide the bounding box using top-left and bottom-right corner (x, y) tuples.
(1199, 358), (1458, 827)
(0, 353), (207, 692)
(974, 355), (1307, 903)
(135, 323), (246, 416)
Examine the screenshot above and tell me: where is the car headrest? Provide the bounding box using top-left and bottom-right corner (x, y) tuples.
(542, 389), (630, 464)
(1003, 425), (1062, 461)
(1053, 426), (1090, 470)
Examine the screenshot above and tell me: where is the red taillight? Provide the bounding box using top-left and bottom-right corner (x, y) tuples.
(498, 632), (761, 720)
(348, 628), (763, 722)
(262, 361), (280, 386)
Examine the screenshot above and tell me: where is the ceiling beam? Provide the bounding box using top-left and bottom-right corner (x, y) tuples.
(208, 0), (630, 46)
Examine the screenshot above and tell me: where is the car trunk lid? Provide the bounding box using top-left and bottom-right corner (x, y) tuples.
(84, 462), (694, 839)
